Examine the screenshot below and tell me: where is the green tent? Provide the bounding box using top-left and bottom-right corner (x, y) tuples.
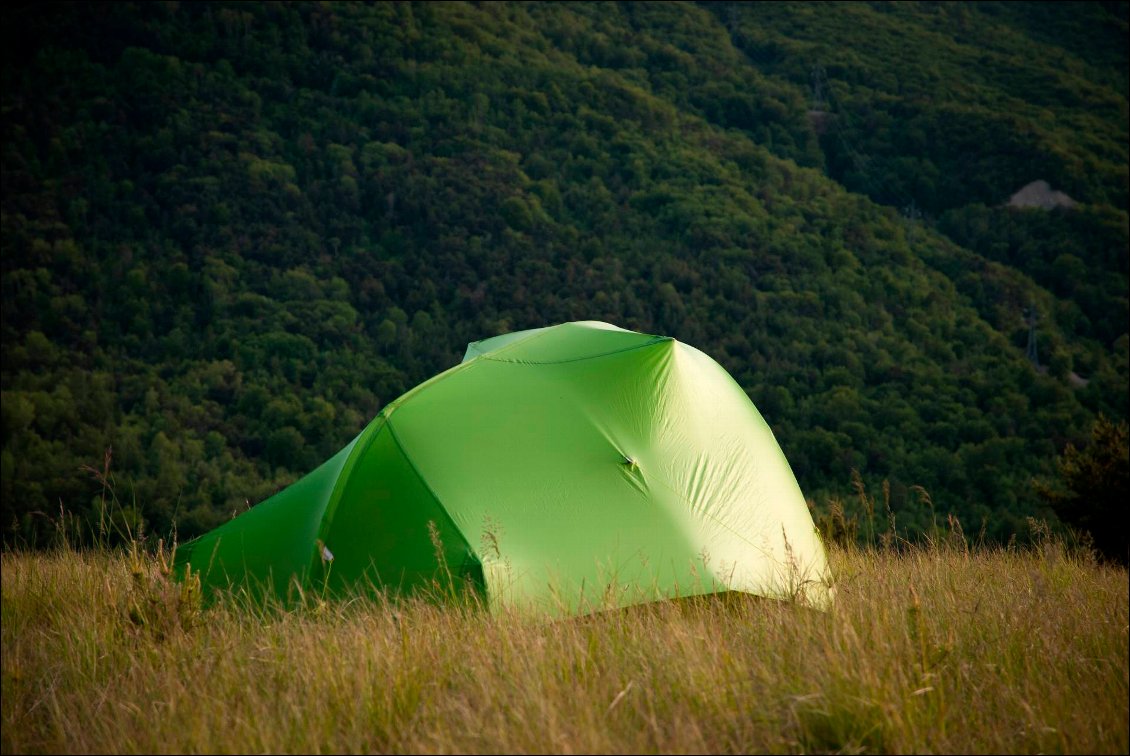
(175, 321), (833, 615)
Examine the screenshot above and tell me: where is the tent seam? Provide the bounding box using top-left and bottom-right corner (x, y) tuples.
(312, 413), (390, 572)
(384, 414), (482, 566)
(465, 325), (550, 361)
(480, 336), (672, 365)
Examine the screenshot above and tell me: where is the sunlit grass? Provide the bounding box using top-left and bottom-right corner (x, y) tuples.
(2, 534), (1126, 754)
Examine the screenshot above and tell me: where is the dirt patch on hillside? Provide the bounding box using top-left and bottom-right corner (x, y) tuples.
(1008, 180), (1077, 209)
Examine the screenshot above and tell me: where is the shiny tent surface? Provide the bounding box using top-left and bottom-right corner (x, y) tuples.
(176, 321), (833, 615)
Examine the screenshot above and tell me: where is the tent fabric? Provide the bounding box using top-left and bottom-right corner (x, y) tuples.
(175, 321), (834, 615)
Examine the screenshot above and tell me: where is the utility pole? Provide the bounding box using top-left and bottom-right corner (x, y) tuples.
(811, 65), (827, 111)
(1024, 304), (1039, 367)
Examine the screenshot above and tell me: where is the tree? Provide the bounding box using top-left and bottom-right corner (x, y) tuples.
(1036, 416), (1129, 565)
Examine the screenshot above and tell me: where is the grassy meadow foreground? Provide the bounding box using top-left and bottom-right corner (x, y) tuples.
(2, 537), (1127, 754)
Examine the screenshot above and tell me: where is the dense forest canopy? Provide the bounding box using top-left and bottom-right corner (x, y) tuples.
(2, 1), (1127, 549)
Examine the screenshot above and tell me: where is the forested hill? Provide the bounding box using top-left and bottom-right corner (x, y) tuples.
(2, 1), (1127, 548)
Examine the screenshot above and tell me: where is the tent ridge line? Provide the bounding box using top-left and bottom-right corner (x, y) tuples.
(311, 413), (391, 573)
(467, 324), (553, 361)
(480, 336), (673, 365)
(384, 350), (485, 411)
(383, 414), (480, 568)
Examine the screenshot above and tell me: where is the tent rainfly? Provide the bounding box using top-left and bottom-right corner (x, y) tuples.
(175, 321), (834, 615)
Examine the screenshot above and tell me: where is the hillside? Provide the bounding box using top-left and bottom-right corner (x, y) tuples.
(2, 1), (1127, 547)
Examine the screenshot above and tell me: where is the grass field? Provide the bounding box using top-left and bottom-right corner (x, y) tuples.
(2, 531), (1127, 754)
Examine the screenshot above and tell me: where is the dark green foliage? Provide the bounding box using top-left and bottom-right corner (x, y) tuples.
(2, 2), (1127, 549)
(1036, 417), (1130, 565)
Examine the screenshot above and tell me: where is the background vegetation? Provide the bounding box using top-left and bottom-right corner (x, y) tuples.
(2, 530), (1126, 754)
(2, 1), (1127, 550)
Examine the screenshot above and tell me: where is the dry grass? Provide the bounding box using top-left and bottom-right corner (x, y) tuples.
(2, 536), (1127, 754)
